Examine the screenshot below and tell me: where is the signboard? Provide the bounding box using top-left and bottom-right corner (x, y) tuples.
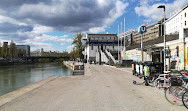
(138, 26), (147, 33)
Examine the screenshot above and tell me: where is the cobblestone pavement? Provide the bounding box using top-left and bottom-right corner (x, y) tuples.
(0, 65), (187, 111)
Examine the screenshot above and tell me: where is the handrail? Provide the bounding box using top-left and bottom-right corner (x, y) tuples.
(105, 50), (117, 64)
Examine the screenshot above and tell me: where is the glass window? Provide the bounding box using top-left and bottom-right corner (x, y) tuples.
(91, 45), (93, 50)
(185, 13), (186, 17)
(185, 21), (187, 26)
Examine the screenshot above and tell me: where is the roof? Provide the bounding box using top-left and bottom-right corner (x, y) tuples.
(126, 34), (179, 50)
(87, 34), (117, 37)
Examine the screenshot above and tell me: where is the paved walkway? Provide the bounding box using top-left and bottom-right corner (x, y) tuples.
(0, 65), (187, 111)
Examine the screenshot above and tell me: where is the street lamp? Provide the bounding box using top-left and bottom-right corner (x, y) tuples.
(157, 5), (166, 72)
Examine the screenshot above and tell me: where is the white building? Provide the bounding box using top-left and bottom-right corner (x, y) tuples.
(166, 5), (188, 39)
(83, 34), (123, 64)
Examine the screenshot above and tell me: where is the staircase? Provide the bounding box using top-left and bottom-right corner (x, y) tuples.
(105, 50), (117, 64)
(100, 50), (109, 64)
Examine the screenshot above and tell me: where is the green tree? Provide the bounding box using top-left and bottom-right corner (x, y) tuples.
(69, 48), (77, 60)
(72, 33), (84, 60)
(9, 40), (16, 59)
(1, 44), (7, 58)
(18, 49), (25, 57)
(0, 47), (2, 57)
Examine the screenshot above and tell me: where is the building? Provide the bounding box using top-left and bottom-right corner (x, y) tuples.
(2, 42), (8, 57)
(30, 51), (40, 57)
(166, 5), (188, 37)
(16, 45), (30, 57)
(125, 4), (188, 70)
(132, 20), (163, 44)
(164, 4), (188, 70)
(84, 34), (123, 64)
(117, 30), (133, 60)
(117, 20), (164, 62)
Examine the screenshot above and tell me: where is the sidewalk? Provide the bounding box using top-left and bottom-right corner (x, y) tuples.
(0, 65), (186, 111)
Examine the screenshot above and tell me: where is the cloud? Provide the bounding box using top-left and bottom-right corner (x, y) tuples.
(28, 42), (55, 52)
(0, 0), (128, 34)
(89, 26), (106, 33)
(0, 0), (129, 51)
(135, 0), (188, 21)
(0, 22), (33, 33)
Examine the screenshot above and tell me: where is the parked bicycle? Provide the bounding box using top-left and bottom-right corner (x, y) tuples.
(164, 72), (188, 106)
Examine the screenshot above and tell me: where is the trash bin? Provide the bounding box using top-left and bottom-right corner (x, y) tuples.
(135, 62), (140, 76)
(153, 62), (163, 74)
(143, 61), (153, 77)
(139, 62), (145, 77)
(144, 62), (163, 76)
(144, 65), (150, 77)
(132, 61), (136, 75)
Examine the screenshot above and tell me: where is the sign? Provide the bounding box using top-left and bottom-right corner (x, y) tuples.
(138, 26), (147, 33)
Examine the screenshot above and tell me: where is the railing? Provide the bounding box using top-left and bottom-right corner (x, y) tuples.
(105, 50), (117, 64)
(100, 50), (109, 63)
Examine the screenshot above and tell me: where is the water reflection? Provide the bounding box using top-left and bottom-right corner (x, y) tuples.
(0, 62), (72, 96)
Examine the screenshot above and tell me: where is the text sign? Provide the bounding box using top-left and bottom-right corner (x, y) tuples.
(138, 26), (147, 33)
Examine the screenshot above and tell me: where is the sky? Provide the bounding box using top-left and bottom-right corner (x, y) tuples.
(0, 0), (187, 52)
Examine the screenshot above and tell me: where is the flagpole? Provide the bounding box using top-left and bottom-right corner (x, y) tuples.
(121, 22), (122, 62)
(118, 24), (119, 63)
(124, 17), (125, 59)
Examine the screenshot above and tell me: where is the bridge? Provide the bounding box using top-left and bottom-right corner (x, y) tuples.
(22, 56), (70, 62)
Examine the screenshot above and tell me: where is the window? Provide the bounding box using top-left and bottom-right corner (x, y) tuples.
(185, 13), (186, 17)
(91, 45), (93, 50)
(185, 21), (187, 26)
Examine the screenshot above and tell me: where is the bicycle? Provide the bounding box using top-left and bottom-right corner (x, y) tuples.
(153, 71), (171, 92)
(164, 72), (188, 106)
(133, 65), (158, 87)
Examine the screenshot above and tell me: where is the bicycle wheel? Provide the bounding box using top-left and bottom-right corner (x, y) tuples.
(165, 86), (185, 105)
(154, 78), (170, 91)
(146, 76), (155, 87)
(182, 91), (188, 109)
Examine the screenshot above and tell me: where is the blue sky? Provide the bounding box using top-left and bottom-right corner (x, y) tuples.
(0, 0), (187, 52)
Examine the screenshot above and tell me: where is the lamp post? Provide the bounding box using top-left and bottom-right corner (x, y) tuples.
(158, 5), (166, 72)
(118, 24), (119, 63)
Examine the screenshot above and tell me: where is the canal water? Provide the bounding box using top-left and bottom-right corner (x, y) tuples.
(0, 62), (72, 96)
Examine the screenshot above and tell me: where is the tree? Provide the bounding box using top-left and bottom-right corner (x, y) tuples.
(72, 33), (84, 60)
(0, 47), (2, 57)
(9, 40), (16, 59)
(1, 43), (7, 58)
(69, 48), (77, 60)
(18, 49), (25, 57)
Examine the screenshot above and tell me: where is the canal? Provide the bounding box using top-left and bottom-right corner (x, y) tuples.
(0, 62), (72, 96)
